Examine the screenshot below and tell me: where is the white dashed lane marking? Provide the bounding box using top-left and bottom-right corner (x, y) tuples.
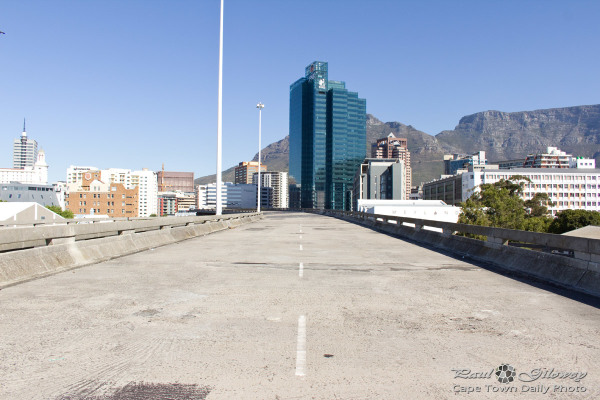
(295, 315), (307, 376)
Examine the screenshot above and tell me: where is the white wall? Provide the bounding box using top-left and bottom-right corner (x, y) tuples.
(357, 199), (460, 223)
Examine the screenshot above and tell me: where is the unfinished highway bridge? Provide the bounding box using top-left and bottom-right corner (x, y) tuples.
(0, 211), (599, 399)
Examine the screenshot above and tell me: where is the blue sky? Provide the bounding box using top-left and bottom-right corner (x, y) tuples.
(1, 0), (599, 183)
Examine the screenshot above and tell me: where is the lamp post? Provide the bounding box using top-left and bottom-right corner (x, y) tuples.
(256, 102), (264, 212)
(215, 0), (224, 215)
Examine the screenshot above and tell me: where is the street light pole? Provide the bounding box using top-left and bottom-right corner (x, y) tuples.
(256, 102), (264, 213)
(215, 0), (224, 215)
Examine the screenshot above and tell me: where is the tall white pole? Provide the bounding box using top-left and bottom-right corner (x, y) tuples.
(215, 0), (224, 215)
(257, 102), (264, 213)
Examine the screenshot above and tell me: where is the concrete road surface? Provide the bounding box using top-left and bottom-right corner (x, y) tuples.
(0, 212), (599, 399)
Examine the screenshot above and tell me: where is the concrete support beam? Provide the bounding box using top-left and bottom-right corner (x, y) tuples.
(487, 236), (508, 245)
(46, 237), (75, 245)
(442, 228), (454, 237)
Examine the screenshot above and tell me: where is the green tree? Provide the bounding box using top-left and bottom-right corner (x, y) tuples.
(548, 209), (600, 234)
(149, 213), (157, 217)
(459, 176), (552, 232)
(524, 193), (553, 217)
(46, 205), (74, 219)
(459, 178), (527, 230)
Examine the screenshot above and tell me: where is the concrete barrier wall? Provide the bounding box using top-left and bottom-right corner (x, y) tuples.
(0, 213), (262, 288)
(311, 210), (600, 299)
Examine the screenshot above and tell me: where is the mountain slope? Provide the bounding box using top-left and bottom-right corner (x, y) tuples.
(436, 104), (600, 162)
(366, 114), (445, 184)
(196, 104), (600, 187)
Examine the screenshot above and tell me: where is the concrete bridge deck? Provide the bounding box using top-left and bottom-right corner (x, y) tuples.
(0, 211), (598, 399)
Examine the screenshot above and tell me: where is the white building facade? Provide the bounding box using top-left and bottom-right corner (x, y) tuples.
(66, 166), (158, 217)
(252, 171), (289, 208)
(463, 168), (600, 215)
(357, 199), (461, 224)
(197, 183), (257, 209)
(0, 150), (48, 185)
(131, 169), (158, 217)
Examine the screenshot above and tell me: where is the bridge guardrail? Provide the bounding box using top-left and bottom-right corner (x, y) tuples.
(295, 208), (600, 264)
(290, 207), (600, 297)
(0, 213), (261, 253)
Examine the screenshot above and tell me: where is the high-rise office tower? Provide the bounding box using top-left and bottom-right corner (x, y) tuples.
(13, 120), (38, 169)
(289, 61), (366, 210)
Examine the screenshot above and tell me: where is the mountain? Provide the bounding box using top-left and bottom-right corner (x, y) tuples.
(250, 136), (289, 173)
(194, 136), (290, 185)
(366, 114), (445, 184)
(435, 104), (600, 163)
(194, 116), (444, 186)
(195, 104), (600, 186)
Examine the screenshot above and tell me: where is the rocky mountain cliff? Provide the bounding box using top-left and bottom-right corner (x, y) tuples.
(196, 104), (600, 186)
(436, 104), (600, 163)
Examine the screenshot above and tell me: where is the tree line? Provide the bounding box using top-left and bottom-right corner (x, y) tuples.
(458, 176), (600, 234)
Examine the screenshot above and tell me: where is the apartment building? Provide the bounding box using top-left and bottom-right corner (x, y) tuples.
(523, 147), (570, 168)
(371, 133), (412, 199)
(66, 166), (157, 217)
(235, 161), (266, 184)
(65, 171), (138, 217)
(252, 171), (289, 208)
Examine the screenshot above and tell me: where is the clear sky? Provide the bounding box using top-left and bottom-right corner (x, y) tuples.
(1, 0), (599, 183)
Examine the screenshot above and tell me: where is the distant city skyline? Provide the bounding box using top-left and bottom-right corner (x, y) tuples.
(1, 0), (599, 183)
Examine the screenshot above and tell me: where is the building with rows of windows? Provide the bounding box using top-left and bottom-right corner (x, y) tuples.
(423, 167), (600, 216)
(66, 166), (157, 217)
(289, 61), (366, 210)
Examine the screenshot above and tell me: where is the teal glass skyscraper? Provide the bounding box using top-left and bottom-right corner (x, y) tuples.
(289, 61), (366, 210)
